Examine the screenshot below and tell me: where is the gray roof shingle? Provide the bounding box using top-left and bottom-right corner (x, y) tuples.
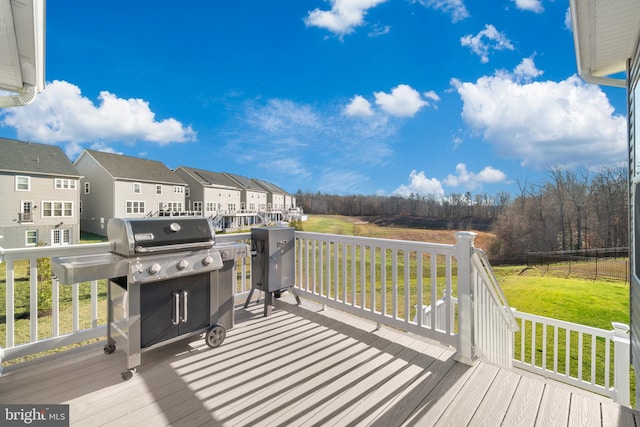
(82, 149), (185, 184)
(0, 138), (80, 177)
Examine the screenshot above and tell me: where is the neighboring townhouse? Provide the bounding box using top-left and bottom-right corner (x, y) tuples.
(75, 149), (187, 236)
(0, 138), (81, 248)
(173, 166), (243, 230)
(223, 172), (268, 213)
(252, 178), (286, 222)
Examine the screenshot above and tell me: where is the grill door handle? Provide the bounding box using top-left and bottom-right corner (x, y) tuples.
(181, 290), (188, 323)
(172, 292), (180, 325)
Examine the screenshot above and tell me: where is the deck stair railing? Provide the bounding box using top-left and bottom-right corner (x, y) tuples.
(471, 248), (519, 368)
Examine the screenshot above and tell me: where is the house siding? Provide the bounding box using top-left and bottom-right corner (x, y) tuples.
(77, 155), (114, 236)
(0, 172), (80, 248)
(629, 31), (640, 406)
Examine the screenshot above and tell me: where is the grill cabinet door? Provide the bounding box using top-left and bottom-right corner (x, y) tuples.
(140, 273), (211, 348)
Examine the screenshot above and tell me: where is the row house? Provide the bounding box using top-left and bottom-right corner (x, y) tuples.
(252, 178), (287, 222)
(0, 139), (299, 244)
(173, 166), (244, 230)
(0, 138), (81, 248)
(75, 149), (187, 236)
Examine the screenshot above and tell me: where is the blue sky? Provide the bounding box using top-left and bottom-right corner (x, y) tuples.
(0, 0), (628, 198)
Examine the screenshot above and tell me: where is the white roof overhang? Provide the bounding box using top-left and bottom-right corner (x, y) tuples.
(0, 0), (45, 106)
(569, 0), (640, 88)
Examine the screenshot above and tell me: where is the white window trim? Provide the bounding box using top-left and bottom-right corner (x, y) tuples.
(126, 200), (146, 214)
(42, 201), (74, 218)
(84, 182), (90, 194)
(133, 182), (142, 194)
(25, 230), (37, 246)
(55, 178), (77, 190)
(16, 176), (30, 191)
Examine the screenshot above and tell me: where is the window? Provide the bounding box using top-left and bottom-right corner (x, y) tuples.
(133, 182), (142, 194)
(84, 182), (90, 194)
(42, 201), (73, 217)
(126, 201), (146, 214)
(156, 184), (163, 195)
(206, 202), (214, 212)
(185, 187), (190, 197)
(165, 201), (183, 211)
(55, 179), (76, 189)
(52, 229), (71, 246)
(193, 202), (202, 212)
(173, 186), (184, 194)
(16, 176), (30, 191)
(25, 230), (38, 246)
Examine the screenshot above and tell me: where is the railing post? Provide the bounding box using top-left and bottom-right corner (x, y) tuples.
(455, 231), (477, 365)
(612, 322), (631, 407)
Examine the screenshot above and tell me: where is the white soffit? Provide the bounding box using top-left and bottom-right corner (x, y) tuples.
(0, 0), (45, 106)
(570, 0), (640, 88)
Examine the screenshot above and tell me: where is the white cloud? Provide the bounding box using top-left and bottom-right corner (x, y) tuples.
(443, 163), (506, 190)
(246, 98), (320, 133)
(460, 24), (514, 63)
(0, 80), (196, 146)
(451, 59), (627, 169)
(412, 0), (469, 23)
(344, 95), (374, 117)
(423, 90), (441, 103)
(564, 7), (572, 30)
(512, 56), (543, 82)
(305, 0), (387, 37)
(512, 0), (544, 13)
(345, 85), (438, 118)
(393, 170), (445, 198)
(224, 97), (398, 189)
(374, 84), (429, 117)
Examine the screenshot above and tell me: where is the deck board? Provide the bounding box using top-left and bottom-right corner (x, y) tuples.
(1, 296), (638, 427)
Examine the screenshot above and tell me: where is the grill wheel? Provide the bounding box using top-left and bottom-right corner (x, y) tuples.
(205, 324), (226, 348)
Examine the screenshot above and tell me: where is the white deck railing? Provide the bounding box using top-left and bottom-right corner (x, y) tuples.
(0, 231), (630, 405)
(513, 311), (630, 405)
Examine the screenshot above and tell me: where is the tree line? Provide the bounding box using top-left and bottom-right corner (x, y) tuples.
(295, 165), (628, 259)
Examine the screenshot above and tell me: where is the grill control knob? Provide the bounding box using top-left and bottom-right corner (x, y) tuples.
(177, 259), (189, 271)
(148, 263), (162, 275)
(202, 255), (214, 266)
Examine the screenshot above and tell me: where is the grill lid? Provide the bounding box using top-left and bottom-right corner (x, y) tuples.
(108, 217), (216, 256)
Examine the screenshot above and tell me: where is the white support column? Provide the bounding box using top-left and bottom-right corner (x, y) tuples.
(455, 231), (477, 365)
(612, 322), (631, 407)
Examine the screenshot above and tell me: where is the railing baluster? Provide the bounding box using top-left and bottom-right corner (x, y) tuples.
(370, 246), (376, 313)
(416, 252), (423, 328)
(578, 332), (583, 380)
(381, 247), (387, 316)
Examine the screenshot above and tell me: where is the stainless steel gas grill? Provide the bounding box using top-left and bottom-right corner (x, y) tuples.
(52, 217), (248, 380)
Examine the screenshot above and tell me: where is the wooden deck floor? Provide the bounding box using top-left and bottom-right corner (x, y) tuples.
(1, 295), (638, 426)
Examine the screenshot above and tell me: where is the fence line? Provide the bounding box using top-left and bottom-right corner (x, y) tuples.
(526, 247), (629, 281)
